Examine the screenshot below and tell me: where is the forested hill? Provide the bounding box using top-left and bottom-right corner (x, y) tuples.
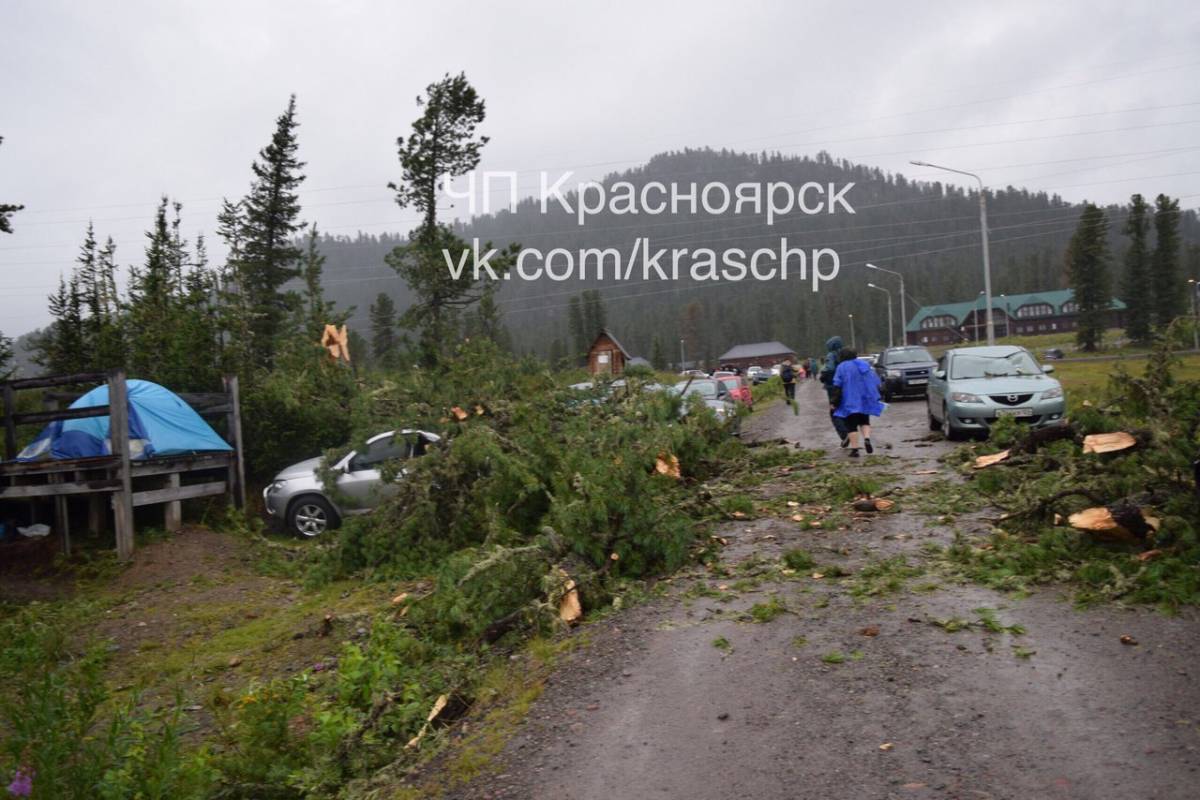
(314, 148), (1200, 362)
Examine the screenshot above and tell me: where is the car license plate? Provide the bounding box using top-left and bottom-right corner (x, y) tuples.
(995, 408), (1033, 418)
(908, 378), (927, 385)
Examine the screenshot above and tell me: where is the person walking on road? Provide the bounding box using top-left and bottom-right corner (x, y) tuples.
(818, 336), (850, 444)
(830, 347), (885, 458)
(780, 359), (797, 409)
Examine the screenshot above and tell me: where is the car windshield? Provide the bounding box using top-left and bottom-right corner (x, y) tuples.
(887, 348), (933, 364)
(673, 379), (719, 399)
(951, 351), (1043, 379)
(720, 377), (739, 390)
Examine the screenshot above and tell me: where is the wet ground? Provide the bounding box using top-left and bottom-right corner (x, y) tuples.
(449, 382), (1200, 800)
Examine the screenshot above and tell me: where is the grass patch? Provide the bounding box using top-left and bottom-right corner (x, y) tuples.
(747, 595), (787, 623)
(712, 636), (731, 652)
(782, 548), (816, 571)
(821, 651), (846, 664)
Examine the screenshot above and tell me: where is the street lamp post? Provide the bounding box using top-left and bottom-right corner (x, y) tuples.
(848, 314), (856, 350)
(911, 160), (994, 345)
(679, 338), (686, 371)
(866, 263), (905, 346)
(867, 283), (894, 349)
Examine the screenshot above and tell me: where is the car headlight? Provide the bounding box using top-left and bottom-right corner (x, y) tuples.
(267, 480), (286, 493)
(951, 392), (984, 403)
(1041, 386), (1063, 399)
(886, 369), (901, 378)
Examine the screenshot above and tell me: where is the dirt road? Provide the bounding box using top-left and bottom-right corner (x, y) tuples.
(451, 381), (1200, 800)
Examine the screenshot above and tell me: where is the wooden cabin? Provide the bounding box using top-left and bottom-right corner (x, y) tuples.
(587, 329), (631, 377)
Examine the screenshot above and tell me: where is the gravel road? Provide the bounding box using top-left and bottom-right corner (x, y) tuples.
(449, 381), (1200, 800)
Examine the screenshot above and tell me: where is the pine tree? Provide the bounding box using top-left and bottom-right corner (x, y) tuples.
(370, 292), (398, 367)
(385, 73), (516, 366)
(1150, 194), (1183, 328)
(1121, 194), (1152, 344)
(1064, 203), (1112, 352)
(0, 136), (22, 235)
(238, 95), (306, 368)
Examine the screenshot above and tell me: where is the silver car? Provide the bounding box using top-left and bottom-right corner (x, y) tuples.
(263, 429), (441, 537)
(671, 378), (740, 433)
(926, 346), (1065, 440)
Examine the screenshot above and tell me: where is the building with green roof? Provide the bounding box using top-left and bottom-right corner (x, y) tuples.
(904, 289), (1127, 346)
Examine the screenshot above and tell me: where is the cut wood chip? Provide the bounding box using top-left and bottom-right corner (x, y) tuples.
(558, 577), (582, 625)
(1137, 549), (1163, 562)
(873, 498), (895, 512)
(1082, 431), (1137, 455)
(450, 406), (469, 421)
(914, 469), (939, 475)
(973, 450), (1011, 469)
(654, 452), (682, 479)
(791, 514), (805, 522)
(390, 592), (409, 606)
(786, 500), (800, 508)
(1068, 507), (1124, 533)
(405, 694), (450, 749)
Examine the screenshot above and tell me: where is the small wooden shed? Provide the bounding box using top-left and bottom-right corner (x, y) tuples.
(587, 329), (631, 377)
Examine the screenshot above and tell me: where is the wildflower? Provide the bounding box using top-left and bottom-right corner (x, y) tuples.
(7, 768), (33, 797)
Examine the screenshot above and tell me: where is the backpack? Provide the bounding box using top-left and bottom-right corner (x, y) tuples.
(781, 365), (795, 383)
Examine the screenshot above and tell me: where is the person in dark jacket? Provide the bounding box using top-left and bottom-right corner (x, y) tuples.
(780, 359), (797, 405)
(830, 347), (885, 457)
(818, 336), (850, 444)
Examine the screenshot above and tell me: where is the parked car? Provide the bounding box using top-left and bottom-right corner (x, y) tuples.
(264, 429), (441, 537)
(670, 378), (740, 433)
(1042, 347), (1065, 360)
(680, 369), (707, 378)
(859, 354), (879, 366)
(746, 365), (769, 384)
(926, 346), (1065, 440)
(874, 345), (938, 401)
(716, 374), (753, 408)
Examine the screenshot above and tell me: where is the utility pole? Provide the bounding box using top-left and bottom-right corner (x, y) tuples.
(848, 314), (856, 350)
(679, 338), (686, 371)
(867, 263), (905, 346)
(911, 160), (994, 345)
(868, 283), (894, 349)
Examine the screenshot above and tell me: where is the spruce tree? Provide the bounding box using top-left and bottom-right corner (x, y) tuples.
(651, 336), (666, 370)
(0, 136), (22, 235)
(0, 332), (12, 380)
(1064, 203), (1112, 352)
(370, 292), (398, 367)
(567, 295), (587, 357)
(1150, 194), (1183, 328)
(1121, 194), (1152, 344)
(238, 95), (306, 368)
(385, 73), (516, 366)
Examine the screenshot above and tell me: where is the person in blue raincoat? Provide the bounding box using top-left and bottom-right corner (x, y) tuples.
(830, 347), (885, 458)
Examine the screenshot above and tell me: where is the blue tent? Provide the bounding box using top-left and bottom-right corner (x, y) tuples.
(17, 379), (233, 461)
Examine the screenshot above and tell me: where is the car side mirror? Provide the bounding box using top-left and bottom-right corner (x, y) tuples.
(934, 370), (946, 379)
(1042, 365), (1055, 373)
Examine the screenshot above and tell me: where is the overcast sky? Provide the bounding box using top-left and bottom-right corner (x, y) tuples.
(2, 0), (1198, 335)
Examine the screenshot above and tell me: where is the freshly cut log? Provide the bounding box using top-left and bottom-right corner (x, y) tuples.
(1082, 432), (1137, 454)
(973, 450), (1011, 469)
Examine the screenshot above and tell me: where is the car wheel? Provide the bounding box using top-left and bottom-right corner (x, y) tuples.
(928, 406), (940, 431)
(288, 495), (339, 538)
(941, 404), (960, 441)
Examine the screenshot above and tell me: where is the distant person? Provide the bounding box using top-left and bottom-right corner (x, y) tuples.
(780, 359), (796, 405)
(808, 357), (818, 380)
(818, 336), (850, 444)
(830, 347), (884, 458)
